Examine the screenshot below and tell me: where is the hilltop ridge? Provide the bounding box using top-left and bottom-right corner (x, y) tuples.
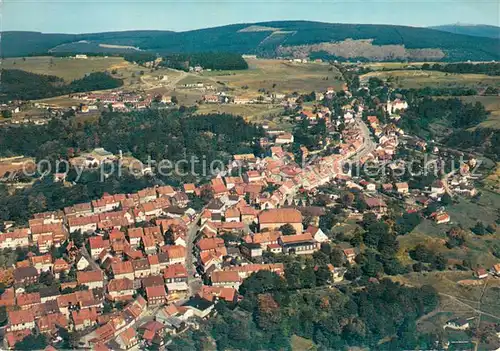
(1, 21), (499, 61)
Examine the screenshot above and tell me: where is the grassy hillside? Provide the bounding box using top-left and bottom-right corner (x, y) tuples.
(1, 56), (134, 82)
(2, 21), (499, 61)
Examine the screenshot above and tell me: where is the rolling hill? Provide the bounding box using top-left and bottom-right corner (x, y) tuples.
(429, 24), (500, 39)
(2, 21), (499, 61)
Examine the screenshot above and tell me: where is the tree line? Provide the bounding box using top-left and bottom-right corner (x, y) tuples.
(421, 62), (500, 76)
(161, 52), (248, 71)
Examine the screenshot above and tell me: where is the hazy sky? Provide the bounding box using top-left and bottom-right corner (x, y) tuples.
(3, 0), (499, 33)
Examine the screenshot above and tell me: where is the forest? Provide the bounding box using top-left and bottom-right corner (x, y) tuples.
(0, 69), (123, 102)
(161, 52), (248, 71)
(0, 109), (264, 223)
(399, 97), (489, 138)
(170, 276), (439, 350)
(0, 108), (264, 168)
(445, 128), (500, 161)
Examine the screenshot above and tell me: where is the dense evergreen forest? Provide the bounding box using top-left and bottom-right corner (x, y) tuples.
(161, 52), (249, 71)
(3, 21), (499, 61)
(421, 62), (500, 76)
(0, 69), (123, 102)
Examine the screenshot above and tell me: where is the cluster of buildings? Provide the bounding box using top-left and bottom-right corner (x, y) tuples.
(0, 178), (208, 348)
(72, 92), (173, 112)
(2, 78), (484, 349)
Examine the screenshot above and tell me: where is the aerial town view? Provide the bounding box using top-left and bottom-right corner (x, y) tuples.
(0, 1), (499, 350)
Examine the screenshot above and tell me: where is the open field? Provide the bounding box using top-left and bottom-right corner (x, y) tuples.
(181, 58), (344, 96)
(2, 56), (138, 82)
(360, 69), (500, 89)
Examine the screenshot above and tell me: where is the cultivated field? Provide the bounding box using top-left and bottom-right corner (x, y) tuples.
(181, 58), (344, 96)
(2, 56), (138, 82)
(360, 69), (500, 89)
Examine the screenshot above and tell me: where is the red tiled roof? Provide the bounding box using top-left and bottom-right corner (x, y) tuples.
(77, 270), (103, 284)
(68, 215), (99, 227)
(197, 237), (225, 251)
(163, 263), (188, 279)
(142, 235), (156, 248)
(211, 270), (241, 283)
(259, 208), (302, 224)
(127, 227), (144, 239)
(16, 292), (41, 306)
(199, 285), (236, 302)
(108, 278), (134, 292)
(148, 254), (159, 266)
(145, 285), (166, 298)
(280, 233), (314, 244)
(225, 208), (240, 218)
(5, 330), (31, 348)
(112, 261), (134, 275)
(8, 309), (34, 325)
(89, 236), (110, 250)
(164, 245), (186, 260)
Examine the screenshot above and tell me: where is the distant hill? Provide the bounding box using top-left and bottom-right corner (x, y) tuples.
(2, 21), (499, 61)
(429, 24), (500, 39)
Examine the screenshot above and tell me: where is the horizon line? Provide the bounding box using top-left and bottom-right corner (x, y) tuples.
(2, 19), (498, 35)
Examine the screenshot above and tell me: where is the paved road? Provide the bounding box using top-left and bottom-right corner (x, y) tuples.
(185, 214), (202, 296)
(351, 115), (377, 162)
